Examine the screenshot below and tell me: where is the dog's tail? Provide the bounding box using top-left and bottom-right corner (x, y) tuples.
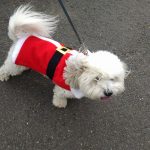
(8, 4), (58, 41)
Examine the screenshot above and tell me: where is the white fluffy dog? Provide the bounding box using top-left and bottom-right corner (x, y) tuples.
(0, 5), (128, 108)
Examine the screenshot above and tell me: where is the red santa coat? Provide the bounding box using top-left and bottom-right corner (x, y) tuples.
(12, 35), (72, 90)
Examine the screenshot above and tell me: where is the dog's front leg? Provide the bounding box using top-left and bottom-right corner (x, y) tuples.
(52, 85), (74, 108)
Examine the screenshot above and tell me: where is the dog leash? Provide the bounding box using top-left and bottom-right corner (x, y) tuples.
(57, 0), (83, 45)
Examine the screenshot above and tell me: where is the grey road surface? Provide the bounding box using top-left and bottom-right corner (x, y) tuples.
(0, 0), (150, 150)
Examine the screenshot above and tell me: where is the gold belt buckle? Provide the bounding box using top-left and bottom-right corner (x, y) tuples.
(56, 46), (71, 54)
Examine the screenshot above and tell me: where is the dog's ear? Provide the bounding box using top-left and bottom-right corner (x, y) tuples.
(122, 62), (130, 78)
(80, 58), (90, 71)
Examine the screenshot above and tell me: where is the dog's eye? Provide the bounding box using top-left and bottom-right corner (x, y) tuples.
(95, 76), (101, 81)
(110, 78), (114, 81)
(110, 77), (118, 81)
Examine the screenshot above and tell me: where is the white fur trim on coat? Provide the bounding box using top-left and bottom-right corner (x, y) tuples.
(12, 36), (29, 63)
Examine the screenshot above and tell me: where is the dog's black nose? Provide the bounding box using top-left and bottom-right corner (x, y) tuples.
(104, 91), (113, 97)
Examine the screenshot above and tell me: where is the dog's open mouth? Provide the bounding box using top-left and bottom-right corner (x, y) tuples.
(100, 96), (111, 101)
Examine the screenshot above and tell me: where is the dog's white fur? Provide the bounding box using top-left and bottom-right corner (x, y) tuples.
(0, 5), (128, 108)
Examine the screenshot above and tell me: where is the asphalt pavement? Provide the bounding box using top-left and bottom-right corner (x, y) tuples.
(0, 0), (150, 150)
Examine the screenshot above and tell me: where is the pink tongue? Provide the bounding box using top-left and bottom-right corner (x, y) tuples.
(101, 96), (111, 101)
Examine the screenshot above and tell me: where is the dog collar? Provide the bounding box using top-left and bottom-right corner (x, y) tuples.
(71, 88), (84, 99)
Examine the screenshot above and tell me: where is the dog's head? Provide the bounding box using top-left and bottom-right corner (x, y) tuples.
(78, 51), (129, 100)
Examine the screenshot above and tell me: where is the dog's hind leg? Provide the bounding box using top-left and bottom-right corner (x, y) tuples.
(0, 46), (28, 81)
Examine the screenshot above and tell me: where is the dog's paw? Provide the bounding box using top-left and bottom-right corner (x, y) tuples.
(0, 72), (10, 81)
(52, 98), (67, 108)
